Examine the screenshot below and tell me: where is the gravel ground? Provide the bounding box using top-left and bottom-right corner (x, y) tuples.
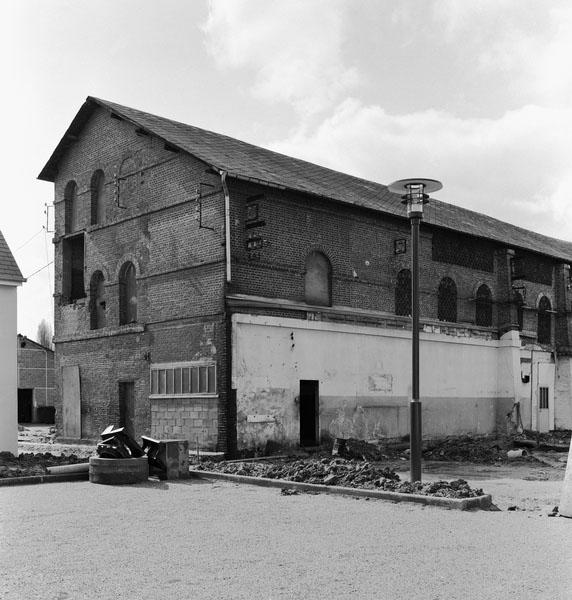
(1, 471), (571, 600)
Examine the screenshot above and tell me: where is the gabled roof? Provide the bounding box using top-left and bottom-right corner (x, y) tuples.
(17, 334), (53, 353)
(39, 96), (572, 263)
(0, 230), (25, 284)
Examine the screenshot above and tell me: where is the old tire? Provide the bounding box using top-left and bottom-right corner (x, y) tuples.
(89, 456), (149, 485)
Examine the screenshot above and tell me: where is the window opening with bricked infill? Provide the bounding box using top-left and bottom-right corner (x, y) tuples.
(537, 296), (552, 345)
(119, 261), (137, 325)
(514, 291), (525, 331)
(90, 170), (106, 225)
(395, 269), (411, 316)
(432, 230), (494, 272)
(539, 386), (549, 410)
(89, 271), (106, 330)
(150, 362), (216, 397)
(437, 277), (457, 322)
(512, 252), (553, 286)
(304, 251), (332, 306)
(475, 284), (493, 327)
(62, 234), (85, 303)
(64, 180), (79, 234)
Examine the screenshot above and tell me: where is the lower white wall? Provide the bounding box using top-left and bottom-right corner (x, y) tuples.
(0, 286), (18, 454)
(232, 314), (521, 449)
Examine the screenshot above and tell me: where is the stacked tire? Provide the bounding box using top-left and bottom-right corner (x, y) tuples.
(89, 456), (149, 485)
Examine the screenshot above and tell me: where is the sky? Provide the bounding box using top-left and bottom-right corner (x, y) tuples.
(2, 0), (572, 340)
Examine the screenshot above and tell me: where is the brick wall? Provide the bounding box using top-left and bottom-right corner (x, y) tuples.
(17, 338), (55, 407)
(52, 107), (229, 447)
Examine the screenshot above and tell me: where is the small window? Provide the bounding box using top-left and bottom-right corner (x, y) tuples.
(150, 362), (217, 396)
(537, 296), (551, 344)
(119, 262), (137, 325)
(304, 251), (332, 306)
(64, 180), (79, 234)
(89, 271), (106, 329)
(90, 170), (106, 225)
(475, 284), (492, 327)
(438, 277), (457, 322)
(513, 292), (524, 331)
(539, 386), (549, 410)
(395, 269), (411, 316)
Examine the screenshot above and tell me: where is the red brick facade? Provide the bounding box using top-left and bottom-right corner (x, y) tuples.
(42, 100), (572, 451)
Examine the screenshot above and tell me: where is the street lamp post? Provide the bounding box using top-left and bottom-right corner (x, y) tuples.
(388, 178), (443, 483)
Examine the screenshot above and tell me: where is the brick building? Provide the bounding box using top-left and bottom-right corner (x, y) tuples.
(39, 97), (572, 452)
(17, 335), (55, 424)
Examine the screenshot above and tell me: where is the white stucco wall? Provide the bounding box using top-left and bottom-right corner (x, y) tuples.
(0, 285), (18, 454)
(232, 314), (521, 449)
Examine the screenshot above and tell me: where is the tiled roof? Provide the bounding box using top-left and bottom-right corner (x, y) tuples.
(0, 230), (24, 283)
(39, 96), (572, 263)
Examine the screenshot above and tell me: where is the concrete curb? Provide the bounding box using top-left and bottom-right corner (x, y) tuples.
(0, 472), (89, 487)
(190, 469), (493, 511)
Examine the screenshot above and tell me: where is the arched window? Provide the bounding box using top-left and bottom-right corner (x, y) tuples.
(475, 284), (493, 327)
(90, 170), (106, 225)
(64, 180), (78, 233)
(119, 262), (137, 325)
(304, 251), (331, 306)
(537, 296), (552, 344)
(514, 291), (524, 331)
(438, 277), (457, 322)
(89, 271), (106, 330)
(395, 269), (411, 316)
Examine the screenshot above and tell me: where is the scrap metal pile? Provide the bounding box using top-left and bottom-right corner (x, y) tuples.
(196, 457), (485, 498)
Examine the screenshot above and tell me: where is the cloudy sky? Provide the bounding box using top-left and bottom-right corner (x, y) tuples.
(2, 0), (572, 339)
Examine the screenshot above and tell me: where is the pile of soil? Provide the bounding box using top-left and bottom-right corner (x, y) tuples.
(0, 452), (88, 479)
(196, 457), (485, 498)
(422, 436), (511, 463)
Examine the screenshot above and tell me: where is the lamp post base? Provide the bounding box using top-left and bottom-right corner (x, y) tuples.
(410, 400), (422, 483)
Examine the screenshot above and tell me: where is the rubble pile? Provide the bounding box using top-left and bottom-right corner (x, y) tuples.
(197, 457), (485, 498)
(0, 451), (85, 478)
(422, 436), (509, 463)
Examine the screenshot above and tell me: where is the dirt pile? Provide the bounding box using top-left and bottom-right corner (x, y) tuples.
(196, 457), (485, 498)
(422, 436), (510, 463)
(0, 452), (87, 479)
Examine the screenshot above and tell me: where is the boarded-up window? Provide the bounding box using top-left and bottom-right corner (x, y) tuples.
(475, 284), (493, 327)
(64, 180), (78, 234)
(438, 277), (457, 322)
(90, 170), (106, 225)
(395, 269), (411, 316)
(119, 262), (137, 325)
(89, 271), (106, 330)
(537, 296), (551, 344)
(62, 234), (85, 303)
(304, 251), (331, 306)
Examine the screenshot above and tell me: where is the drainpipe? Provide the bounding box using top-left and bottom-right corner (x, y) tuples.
(219, 170), (231, 284)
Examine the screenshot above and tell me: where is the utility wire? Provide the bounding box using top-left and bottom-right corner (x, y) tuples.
(26, 261), (54, 279)
(16, 227), (45, 251)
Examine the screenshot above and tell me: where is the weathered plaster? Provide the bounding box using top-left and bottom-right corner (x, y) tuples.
(232, 314), (522, 448)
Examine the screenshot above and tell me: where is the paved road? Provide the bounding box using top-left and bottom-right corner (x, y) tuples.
(1, 474), (571, 600)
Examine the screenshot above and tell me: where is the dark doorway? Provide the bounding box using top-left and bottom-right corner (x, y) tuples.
(299, 380), (319, 446)
(119, 382), (135, 438)
(18, 389), (33, 423)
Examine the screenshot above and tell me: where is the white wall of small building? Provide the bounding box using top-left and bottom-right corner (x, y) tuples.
(0, 284), (19, 454)
(232, 314), (522, 449)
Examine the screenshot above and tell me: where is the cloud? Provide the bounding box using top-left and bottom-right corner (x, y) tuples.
(202, 0), (360, 116)
(432, 0), (572, 106)
(270, 99), (572, 241)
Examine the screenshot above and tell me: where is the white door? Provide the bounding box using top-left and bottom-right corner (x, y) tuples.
(536, 362), (555, 433)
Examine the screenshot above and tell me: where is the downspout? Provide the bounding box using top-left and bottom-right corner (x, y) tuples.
(219, 170), (231, 284)
(218, 169), (235, 455)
